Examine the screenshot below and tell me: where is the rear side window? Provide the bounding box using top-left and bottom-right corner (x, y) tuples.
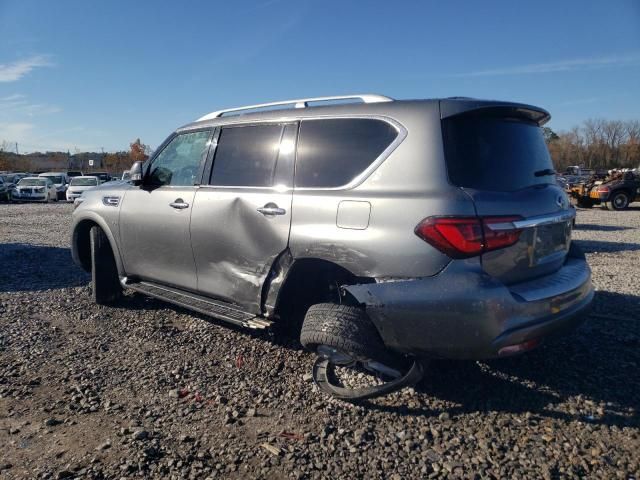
(211, 124), (285, 187)
(295, 118), (398, 188)
(442, 116), (554, 192)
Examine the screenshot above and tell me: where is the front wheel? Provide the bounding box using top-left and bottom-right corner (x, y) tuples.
(611, 191), (630, 210)
(90, 226), (122, 305)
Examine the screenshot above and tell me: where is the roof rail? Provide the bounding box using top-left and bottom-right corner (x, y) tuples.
(197, 94), (394, 121)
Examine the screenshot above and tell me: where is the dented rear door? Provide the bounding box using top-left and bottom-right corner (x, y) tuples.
(190, 122), (297, 313)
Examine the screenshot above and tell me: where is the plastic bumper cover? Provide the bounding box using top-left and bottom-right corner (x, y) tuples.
(344, 253), (593, 359)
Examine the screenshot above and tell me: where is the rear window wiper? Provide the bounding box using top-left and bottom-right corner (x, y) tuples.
(534, 168), (557, 177)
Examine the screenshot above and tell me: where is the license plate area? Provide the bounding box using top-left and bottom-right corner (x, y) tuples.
(531, 221), (571, 266)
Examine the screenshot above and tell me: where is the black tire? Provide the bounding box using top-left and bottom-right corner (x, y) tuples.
(90, 226), (122, 305)
(576, 198), (593, 208)
(300, 303), (394, 365)
(610, 191), (630, 211)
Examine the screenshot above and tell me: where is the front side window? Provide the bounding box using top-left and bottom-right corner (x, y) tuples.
(295, 118), (398, 188)
(210, 124), (285, 187)
(148, 130), (211, 186)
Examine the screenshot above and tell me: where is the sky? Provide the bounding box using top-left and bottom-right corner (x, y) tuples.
(0, 0), (639, 153)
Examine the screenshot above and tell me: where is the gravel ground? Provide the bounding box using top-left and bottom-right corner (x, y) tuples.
(1, 202), (639, 479)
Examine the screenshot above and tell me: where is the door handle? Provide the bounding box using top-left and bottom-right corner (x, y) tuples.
(257, 203), (286, 216)
(169, 198), (189, 209)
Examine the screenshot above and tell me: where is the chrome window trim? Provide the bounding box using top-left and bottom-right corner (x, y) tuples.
(192, 115), (407, 191)
(293, 115), (407, 191)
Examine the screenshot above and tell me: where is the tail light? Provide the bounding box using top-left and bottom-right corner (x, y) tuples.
(414, 216), (523, 259)
(596, 185), (610, 194)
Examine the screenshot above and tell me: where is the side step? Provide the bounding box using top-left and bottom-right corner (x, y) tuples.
(122, 279), (273, 329)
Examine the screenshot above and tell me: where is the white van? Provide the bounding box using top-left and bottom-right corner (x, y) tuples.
(39, 172), (69, 200)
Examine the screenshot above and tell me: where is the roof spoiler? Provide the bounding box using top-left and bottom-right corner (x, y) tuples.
(440, 99), (551, 126)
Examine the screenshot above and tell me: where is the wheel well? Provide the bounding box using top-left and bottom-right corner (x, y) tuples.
(611, 189), (632, 198)
(73, 220), (98, 272)
(273, 258), (373, 327)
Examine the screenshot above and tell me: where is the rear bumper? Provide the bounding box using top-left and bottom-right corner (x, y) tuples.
(344, 249), (593, 359)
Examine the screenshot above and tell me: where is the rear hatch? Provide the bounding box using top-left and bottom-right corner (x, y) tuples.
(441, 101), (573, 285)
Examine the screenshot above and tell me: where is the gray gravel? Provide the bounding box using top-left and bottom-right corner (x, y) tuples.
(1, 202), (639, 479)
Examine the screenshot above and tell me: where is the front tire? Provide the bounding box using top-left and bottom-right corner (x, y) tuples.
(90, 226), (122, 305)
(611, 191), (630, 210)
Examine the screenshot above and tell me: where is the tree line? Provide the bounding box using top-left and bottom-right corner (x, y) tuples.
(545, 119), (640, 172)
(0, 139), (150, 174)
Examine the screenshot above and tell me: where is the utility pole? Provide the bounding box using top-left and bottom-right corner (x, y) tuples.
(15, 142), (19, 155)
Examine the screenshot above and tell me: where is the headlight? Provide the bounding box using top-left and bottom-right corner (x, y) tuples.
(35, 187), (45, 192)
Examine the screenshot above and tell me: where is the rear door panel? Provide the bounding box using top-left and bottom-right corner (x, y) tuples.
(190, 123), (296, 313)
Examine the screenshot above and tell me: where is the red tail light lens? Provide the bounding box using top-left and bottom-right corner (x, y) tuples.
(414, 217), (483, 259)
(415, 216), (522, 259)
(482, 216), (523, 252)
(596, 186), (610, 193)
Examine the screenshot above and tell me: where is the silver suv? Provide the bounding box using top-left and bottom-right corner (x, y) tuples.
(71, 95), (593, 398)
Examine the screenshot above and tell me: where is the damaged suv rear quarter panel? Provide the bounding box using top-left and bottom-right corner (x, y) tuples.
(288, 101), (477, 279)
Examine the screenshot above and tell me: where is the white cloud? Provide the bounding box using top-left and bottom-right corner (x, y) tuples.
(0, 55), (53, 82)
(0, 93), (61, 118)
(452, 53), (640, 77)
(0, 122), (34, 149)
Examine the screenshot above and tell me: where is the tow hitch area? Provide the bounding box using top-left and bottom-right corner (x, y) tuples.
(311, 357), (424, 401)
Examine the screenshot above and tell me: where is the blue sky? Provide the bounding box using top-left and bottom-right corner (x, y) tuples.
(0, 0), (639, 153)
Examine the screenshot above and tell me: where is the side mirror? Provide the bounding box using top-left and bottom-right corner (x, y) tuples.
(130, 161), (143, 185)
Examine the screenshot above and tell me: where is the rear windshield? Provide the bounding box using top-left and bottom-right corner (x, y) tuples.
(41, 175), (63, 184)
(442, 116), (554, 192)
(71, 177), (98, 186)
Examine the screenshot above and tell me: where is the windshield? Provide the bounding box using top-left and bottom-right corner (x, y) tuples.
(442, 116), (554, 192)
(71, 177), (98, 186)
(41, 175), (63, 184)
(18, 179), (47, 186)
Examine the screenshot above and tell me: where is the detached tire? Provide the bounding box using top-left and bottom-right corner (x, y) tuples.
(90, 226), (122, 305)
(300, 303), (394, 365)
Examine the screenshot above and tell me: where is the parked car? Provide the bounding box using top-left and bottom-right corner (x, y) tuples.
(570, 169), (640, 210)
(70, 95), (594, 399)
(38, 172), (69, 200)
(11, 172), (30, 183)
(86, 172), (111, 184)
(0, 176), (11, 201)
(66, 176), (99, 201)
(13, 176), (58, 202)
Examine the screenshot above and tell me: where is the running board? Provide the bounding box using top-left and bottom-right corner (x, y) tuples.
(122, 279), (272, 329)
